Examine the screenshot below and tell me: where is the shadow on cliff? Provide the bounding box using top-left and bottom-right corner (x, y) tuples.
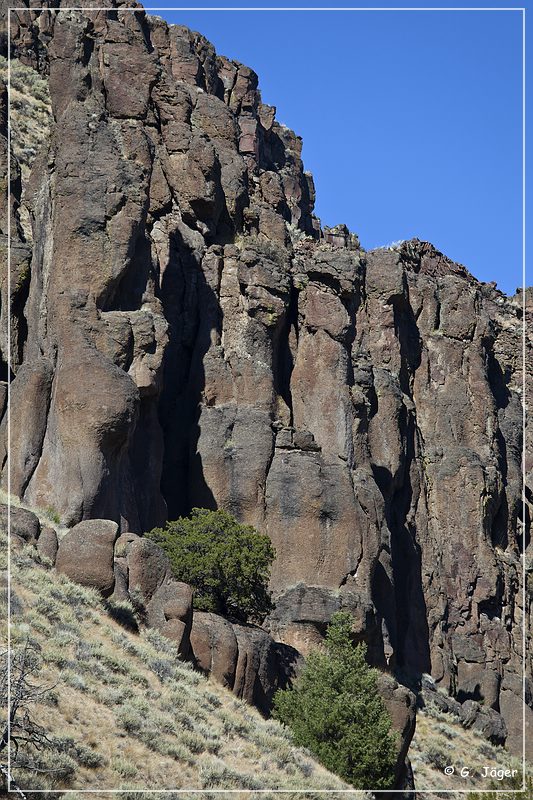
(371, 461), (432, 681)
(485, 345), (529, 552)
(158, 226), (219, 521)
(370, 294), (432, 681)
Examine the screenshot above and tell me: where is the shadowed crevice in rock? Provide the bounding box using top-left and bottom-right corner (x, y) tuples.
(365, 269), (430, 676)
(0, 357), (9, 383)
(391, 416), (431, 677)
(486, 341), (512, 412)
(392, 291), (423, 396)
(100, 228), (154, 314)
(9, 258), (30, 368)
(370, 460), (431, 677)
(158, 229), (220, 520)
(271, 281), (298, 426)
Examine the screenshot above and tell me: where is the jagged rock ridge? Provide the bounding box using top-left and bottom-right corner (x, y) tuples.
(0, 1), (531, 762)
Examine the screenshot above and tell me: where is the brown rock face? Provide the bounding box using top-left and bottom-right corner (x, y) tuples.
(189, 610), (297, 708)
(36, 525), (58, 564)
(55, 519), (119, 596)
(1, 5), (531, 759)
(0, 504), (40, 544)
(377, 674), (417, 785)
(233, 623), (298, 713)
(146, 579), (193, 657)
(127, 537), (171, 600)
(190, 611), (239, 688)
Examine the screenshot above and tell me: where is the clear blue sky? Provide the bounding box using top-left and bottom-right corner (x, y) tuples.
(150, 3), (525, 295)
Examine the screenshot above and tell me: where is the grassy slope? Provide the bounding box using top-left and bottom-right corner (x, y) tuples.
(0, 55), (52, 182)
(2, 492), (532, 797)
(410, 691), (530, 798)
(1, 55), (53, 248)
(10, 538), (529, 800)
(1, 524), (366, 798)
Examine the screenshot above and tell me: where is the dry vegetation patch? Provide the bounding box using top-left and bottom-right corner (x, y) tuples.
(0, 55), (52, 181)
(1, 527), (367, 797)
(410, 696), (526, 795)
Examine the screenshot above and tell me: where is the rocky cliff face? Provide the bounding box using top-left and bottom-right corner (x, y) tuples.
(1, 2), (531, 760)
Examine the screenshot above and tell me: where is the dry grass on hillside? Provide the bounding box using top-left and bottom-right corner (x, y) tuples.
(410, 691), (528, 797)
(0, 55), (52, 181)
(0, 525), (370, 798)
(0, 489), (67, 537)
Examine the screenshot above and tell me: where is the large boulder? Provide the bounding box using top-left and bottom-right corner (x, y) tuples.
(190, 611), (238, 688)
(127, 537), (171, 601)
(233, 623), (299, 713)
(268, 584), (343, 656)
(146, 580), (193, 658)
(187, 612), (299, 708)
(268, 583), (381, 663)
(36, 526), (58, 564)
(56, 519), (118, 597)
(0, 504), (40, 544)
(459, 700), (508, 746)
(110, 557), (129, 603)
(377, 674), (417, 787)
(499, 673), (533, 759)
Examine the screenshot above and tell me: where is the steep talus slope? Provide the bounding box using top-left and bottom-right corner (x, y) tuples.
(0, 0), (531, 768)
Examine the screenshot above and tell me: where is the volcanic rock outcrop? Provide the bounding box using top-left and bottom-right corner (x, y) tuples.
(0, 0), (531, 763)
(56, 517), (119, 596)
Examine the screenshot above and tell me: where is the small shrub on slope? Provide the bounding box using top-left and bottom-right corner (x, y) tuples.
(146, 508), (275, 623)
(467, 774), (532, 800)
(273, 611), (398, 790)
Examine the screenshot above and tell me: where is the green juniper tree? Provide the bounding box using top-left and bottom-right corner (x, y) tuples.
(146, 508), (275, 624)
(273, 611), (398, 790)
